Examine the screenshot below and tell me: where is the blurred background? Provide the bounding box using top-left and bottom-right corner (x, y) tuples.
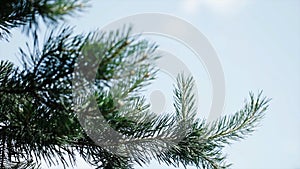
(0, 0), (299, 168)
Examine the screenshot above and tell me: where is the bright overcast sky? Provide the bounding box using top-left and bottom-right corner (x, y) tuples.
(0, 0), (299, 169)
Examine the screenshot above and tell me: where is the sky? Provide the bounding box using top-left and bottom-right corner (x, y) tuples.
(0, 0), (299, 169)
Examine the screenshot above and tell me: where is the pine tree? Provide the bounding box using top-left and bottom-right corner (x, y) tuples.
(0, 1), (270, 169)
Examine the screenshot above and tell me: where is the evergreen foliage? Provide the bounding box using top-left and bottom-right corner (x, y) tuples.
(0, 0), (87, 40)
(0, 1), (270, 169)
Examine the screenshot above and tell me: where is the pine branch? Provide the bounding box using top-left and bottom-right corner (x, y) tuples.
(207, 92), (270, 144)
(156, 92), (269, 168)
(0, 27), (87, 168)
(174, 73), (197, 122)
(0, 24), (270, 169)
(1, 26), (161, 168)
(0, 0), (89, 40)
(77, 75), (270, 169)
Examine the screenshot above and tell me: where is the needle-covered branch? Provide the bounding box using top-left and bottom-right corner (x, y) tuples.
(0, 27), (270, 169)
(0, 0), (88, 40)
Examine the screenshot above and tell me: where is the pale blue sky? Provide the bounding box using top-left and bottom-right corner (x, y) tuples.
(0, 0), (299, 169)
